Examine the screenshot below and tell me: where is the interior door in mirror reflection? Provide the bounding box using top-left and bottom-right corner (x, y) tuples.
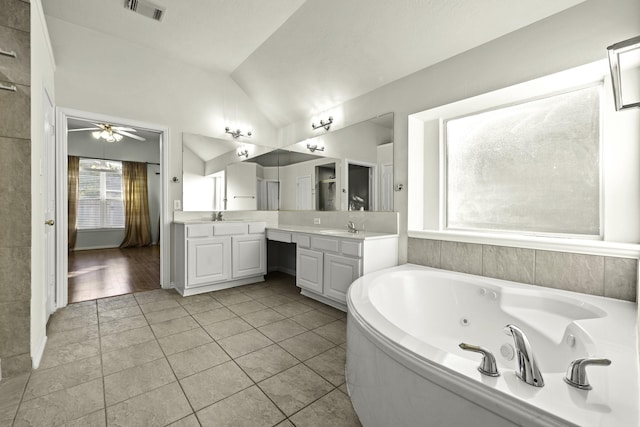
(297, 175), (312, 210)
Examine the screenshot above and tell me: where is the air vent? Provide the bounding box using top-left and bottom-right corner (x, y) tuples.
(124, 0), (165, 22)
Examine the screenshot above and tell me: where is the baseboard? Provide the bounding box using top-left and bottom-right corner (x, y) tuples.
(73, 245), (120, 251)
(32, 334), (48, 370)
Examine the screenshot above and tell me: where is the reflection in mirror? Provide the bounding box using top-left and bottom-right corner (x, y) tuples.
(182, 133), (278, 211)
(278, 112), (394, 211)
(181, 112), (394, 212)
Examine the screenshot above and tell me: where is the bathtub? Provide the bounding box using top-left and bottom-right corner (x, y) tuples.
(346, 264), (639, 427)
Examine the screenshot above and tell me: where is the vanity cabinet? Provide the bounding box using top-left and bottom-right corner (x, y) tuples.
(175, 222), (266, 296)
(286, 230), (397, 311)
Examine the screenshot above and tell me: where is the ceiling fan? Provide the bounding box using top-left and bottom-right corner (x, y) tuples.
(69, 123), (146, 143)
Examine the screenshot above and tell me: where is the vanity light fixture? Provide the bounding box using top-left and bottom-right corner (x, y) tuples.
(607, 35), (640, 111)
(237, 148), (249, 158)
(312, 116), (333, 131)
(225, 127), (252, 139)
(306, 142), (325, 153)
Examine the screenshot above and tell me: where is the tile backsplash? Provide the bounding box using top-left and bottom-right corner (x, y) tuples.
(408, 238), (638, 302)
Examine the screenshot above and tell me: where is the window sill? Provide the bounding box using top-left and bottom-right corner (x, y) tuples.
(408, 229), (640, 259)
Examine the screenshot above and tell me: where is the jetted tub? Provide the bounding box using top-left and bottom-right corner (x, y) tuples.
(346, 264), (638, 427)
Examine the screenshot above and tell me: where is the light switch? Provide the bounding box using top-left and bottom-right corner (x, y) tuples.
(174, 200), (181, 210)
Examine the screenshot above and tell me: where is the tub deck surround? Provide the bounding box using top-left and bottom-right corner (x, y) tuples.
(346, 264), (638, 427)
(267, 225), (399, 312)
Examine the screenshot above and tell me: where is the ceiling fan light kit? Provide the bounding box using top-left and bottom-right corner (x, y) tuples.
(70, 122), (147, 142)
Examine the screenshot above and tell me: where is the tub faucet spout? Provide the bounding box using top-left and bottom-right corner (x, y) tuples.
(504, 324), (544, 387)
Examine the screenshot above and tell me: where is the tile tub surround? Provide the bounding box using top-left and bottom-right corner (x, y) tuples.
(408, 238), (638, 302)
(4, 272), (361, 426)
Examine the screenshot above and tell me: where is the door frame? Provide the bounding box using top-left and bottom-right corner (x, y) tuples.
(54, 107), (171, 308)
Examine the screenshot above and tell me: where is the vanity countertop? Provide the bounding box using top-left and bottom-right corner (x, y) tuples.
(173, 220), (263, 224)
(267, 225), (397, 241)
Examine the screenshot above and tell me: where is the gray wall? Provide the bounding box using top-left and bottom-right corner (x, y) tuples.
(0, 0), (32, 377)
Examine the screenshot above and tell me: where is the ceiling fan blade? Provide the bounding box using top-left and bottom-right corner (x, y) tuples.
(68, 127), (99, 132)
(92, 123), (108, 130)
(116, 130), (146, 141)
(112, 126), (136, 132)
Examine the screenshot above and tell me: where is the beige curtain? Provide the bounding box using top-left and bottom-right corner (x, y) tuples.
(68, 156), (79, 251)
(120, 161), (152, 248)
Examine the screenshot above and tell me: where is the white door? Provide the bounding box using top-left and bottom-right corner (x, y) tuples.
(296, 248), (323, 293)
(232, 235), (266, 279)
(43, 89), (56, 318)
(296, 175), (312, 210)
(324, 254), (361, 302)
(187, 237), (231, 286)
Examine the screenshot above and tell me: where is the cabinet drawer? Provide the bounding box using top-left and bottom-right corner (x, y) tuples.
(341, 240), (362, 257)
(292, 234), (310, 248)
(311, 236), (339, 253)
(213, 223), (248, 235)
(0, 26), (29, 87)
(248, 222), (266, 234)
(186, 224), (213, 238)
(266, 229), (291, 243)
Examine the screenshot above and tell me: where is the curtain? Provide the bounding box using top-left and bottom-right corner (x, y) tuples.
(68, 156), (79, 251)
(120, 161), (152, 248)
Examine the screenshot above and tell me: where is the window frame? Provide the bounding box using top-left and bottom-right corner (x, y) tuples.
(407, 60), (640, 258)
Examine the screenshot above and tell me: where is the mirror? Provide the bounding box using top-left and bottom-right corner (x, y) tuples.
(182, 112), (394, 212)
(607, 35), (640, 111)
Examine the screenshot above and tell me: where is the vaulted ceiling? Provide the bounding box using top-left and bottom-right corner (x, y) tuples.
(43, 0), (586, 127)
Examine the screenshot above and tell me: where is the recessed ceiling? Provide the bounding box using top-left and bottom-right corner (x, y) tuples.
(44, 0), (586, 127)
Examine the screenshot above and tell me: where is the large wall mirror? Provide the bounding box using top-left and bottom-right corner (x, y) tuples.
(182, 112), (394, 212)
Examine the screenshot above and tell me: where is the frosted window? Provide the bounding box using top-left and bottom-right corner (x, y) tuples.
(445, 85), (601, 236)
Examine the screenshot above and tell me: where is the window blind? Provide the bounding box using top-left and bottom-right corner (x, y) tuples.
(77, 159), (125, 229)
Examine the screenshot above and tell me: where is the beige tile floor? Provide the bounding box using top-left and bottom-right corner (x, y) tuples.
(1, 272), (362, 427)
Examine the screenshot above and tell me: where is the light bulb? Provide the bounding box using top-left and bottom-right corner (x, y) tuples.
(92, 131), (101, 139)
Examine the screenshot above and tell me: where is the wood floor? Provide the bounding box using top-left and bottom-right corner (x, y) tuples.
(68, 246), (161, 303)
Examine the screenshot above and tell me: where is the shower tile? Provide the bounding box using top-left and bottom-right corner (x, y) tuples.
(0, 189), (30, 245)
(0, 247), (30, 300)
(535, 251), (604, 296)
(482, 245), (534, 284)
(0, 300), (30, 356)
(604, 257), (637, 302)
(440, 241), (482, 275)
(0, 137), (30, 195)
(407, 238), (441, 268)
(0, 0), (30, 32)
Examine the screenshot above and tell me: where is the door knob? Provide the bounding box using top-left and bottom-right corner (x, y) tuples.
(45, 219), (55, 226)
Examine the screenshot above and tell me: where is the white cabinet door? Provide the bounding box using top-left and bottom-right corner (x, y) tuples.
(324, 254), (361, 302)
(297, 248), (323, 293)
(187, 237), (231, 287)
(232, 234), (266, 279)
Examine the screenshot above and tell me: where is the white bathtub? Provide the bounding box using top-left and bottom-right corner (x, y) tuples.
(346, 264), (639, 427)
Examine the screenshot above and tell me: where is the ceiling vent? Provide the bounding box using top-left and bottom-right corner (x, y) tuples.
(124, 0), (165, 22)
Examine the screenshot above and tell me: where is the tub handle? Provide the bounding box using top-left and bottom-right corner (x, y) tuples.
(564, 357), (611, 390)
(459, 343), (500, 377)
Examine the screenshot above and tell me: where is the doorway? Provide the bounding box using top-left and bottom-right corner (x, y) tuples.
(344, 160), (376, 211)
(55, 108), (170, 308)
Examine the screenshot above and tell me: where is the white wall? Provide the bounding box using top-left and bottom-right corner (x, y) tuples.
(276, 0), (640, 264)
(68, 132), (161, 250)
(31, 0), (56, 367)
(225, 162), (257, 210)
(46, 16), (279, 211)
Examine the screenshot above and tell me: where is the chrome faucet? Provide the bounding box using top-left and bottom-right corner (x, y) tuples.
(212, 211), (223, 221)
(504, 324), (544, 387)
(346, 221), (358, 233)
(459, 343), (500, 377)
(564, 357), (611, 390)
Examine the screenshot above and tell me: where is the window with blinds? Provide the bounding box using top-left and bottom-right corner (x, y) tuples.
(77, 159), (125, 229)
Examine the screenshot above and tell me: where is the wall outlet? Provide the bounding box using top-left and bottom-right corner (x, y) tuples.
(313, 218), (321, 225)
(174, 200), (181, 210)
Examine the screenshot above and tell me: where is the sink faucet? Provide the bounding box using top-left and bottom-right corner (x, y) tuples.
(346, 221), (358, 233)
(504, 324), (544, 387)
(212, 212), (223, 221)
